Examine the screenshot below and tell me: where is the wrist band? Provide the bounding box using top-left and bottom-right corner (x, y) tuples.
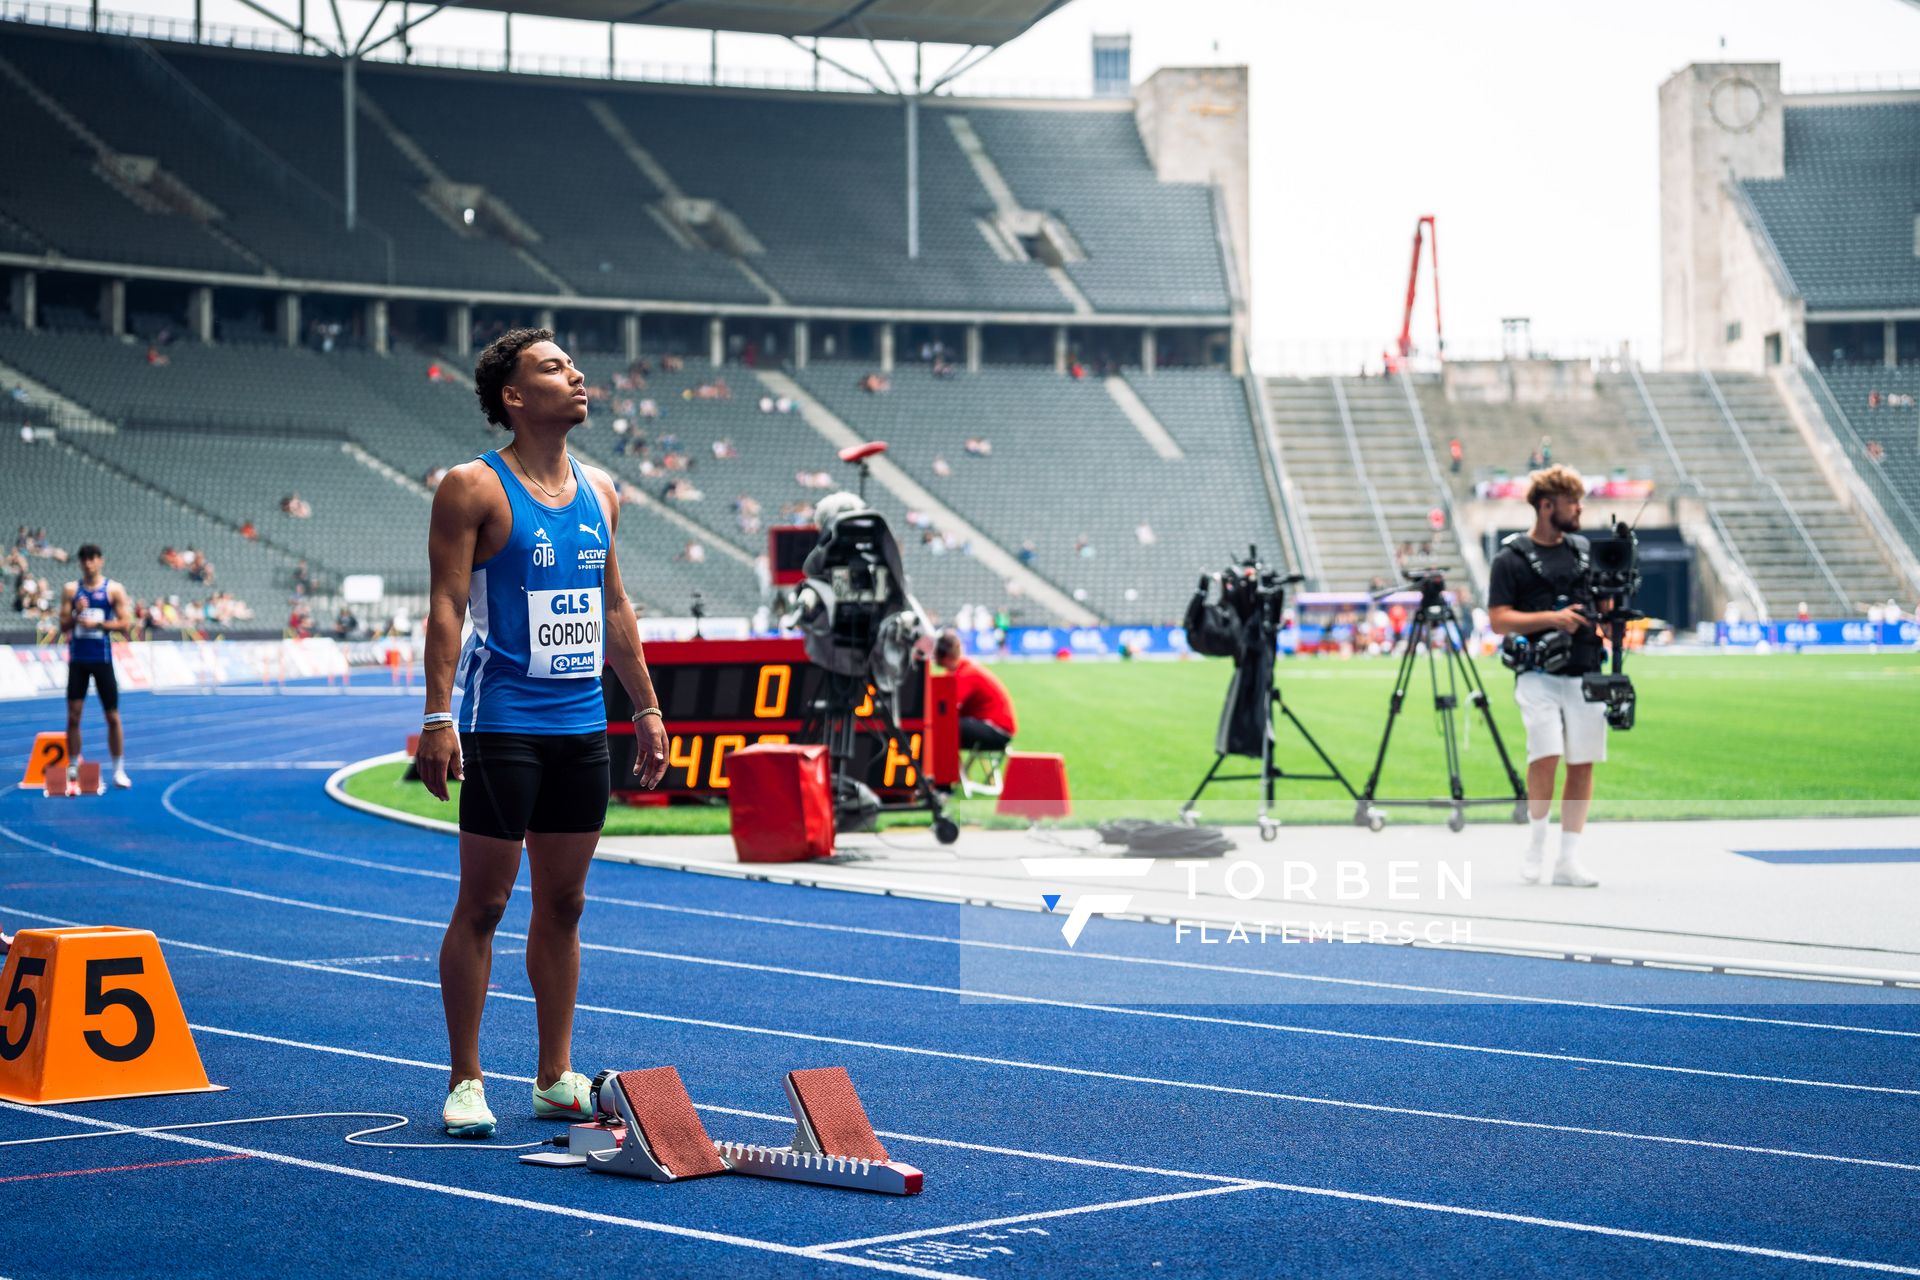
(420, 721), (453, 733)
(634, 707), (663, 722)
(423, 711), (454, 724)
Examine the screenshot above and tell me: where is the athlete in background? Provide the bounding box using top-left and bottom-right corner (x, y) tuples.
(60, 543), (133, 789)
(417, 328), (670, 1138)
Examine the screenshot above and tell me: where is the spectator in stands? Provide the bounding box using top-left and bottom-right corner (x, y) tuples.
(1428, 507), (1447, 533)
(662, 354), (684, 373)
(281, 493), (313, 519)
(932, 354), (957, 379)
(1449, 438), (1464, 474)
(333, 606), (359, 640)
(1867, 440), (1886, 464)
(637, 396), (660, 421)
(676, 541), (707, 564)
(293, 559), (312, 598)
(424, 467), (449, 491)
(240, 520), (259, 541)
(933, 631), (1017, 753)
(1797, 601), (1811, 622)
(858, 372), (890, 394)
(145, 345), (170, 367)
(933, 455), (952, 478)
(1068, 359), (1086, 381)
(1869, 390), (1883, 409)
(963, 437), (992, 457)
(758, 395), (776, 414)
(287, 600), (313, 638)
(712, 438), (737, 459)
(1075, 535), (1095, 559)
(1135, 523), (1156, 546)
(1539, 436), (1553, 466)
(662, 477), (703, 502)
(189, 553), (215, 586)
(1018, 540), (1037, 566)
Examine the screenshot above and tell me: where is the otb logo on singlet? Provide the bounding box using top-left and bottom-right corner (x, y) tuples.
(526, 588), (602, 678)
(532, 527), (556, 569)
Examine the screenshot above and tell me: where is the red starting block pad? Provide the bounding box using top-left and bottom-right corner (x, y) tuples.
(532, 1064), (922, 1194)
(43, 762), (102, 797)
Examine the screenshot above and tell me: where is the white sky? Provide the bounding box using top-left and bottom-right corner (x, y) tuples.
(68, 0), (1920, 369)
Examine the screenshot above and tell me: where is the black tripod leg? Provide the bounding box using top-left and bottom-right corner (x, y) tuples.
(1450, 618), (1528, 809)
(1277, 702), (1358, 800)
(1181, 753), (1229, 818)
(1359, 619), (1424, 804)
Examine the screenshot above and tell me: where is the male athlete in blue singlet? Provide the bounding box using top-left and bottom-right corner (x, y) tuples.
(417, 328), (670, 1137)
(60, 543), (134, 789)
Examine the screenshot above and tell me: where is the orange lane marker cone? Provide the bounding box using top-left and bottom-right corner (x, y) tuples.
(21, 733), (67, 787)
(0, 927), (224, 1105)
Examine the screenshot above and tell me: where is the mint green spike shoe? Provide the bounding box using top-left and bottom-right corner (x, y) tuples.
(442, 1078), (496, 1138)
(532, 1071), (593, 1120)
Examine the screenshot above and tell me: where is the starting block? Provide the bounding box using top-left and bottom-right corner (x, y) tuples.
(403, 734), (422, 783)
(0, 927), (222, 1104)
(43, 762), (104, 797)
(523, 1065), (922, 1195)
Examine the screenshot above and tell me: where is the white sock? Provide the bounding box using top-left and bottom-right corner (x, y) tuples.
(1559, 830), (1583, 865)
(1527, 817), (1550, 856)
(112, 756), (124, 772)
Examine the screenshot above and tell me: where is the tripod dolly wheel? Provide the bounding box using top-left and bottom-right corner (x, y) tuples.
(933, 816), (961, 845)
(1258, 817), (1279, 842)
(1512, 799), (1530, 824)
(1357, 804), (1386, 833)
(1447, 809), (1466, 834)
(1178, 808), (1199, 828)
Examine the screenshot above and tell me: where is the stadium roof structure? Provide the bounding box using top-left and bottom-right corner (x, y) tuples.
(440, 0), (1077, 47)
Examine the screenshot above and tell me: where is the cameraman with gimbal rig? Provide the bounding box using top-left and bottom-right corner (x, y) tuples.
(1487, 466), (1613, 889)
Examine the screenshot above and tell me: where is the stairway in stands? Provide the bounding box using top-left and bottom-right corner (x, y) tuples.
(1636, 371), (1902, 616)
(1264, 377), (1464, 591)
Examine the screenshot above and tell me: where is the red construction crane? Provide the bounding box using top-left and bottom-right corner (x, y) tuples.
(1390, 214), (1443, 370)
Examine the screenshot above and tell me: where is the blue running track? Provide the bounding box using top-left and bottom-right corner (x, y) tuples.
(0, 687), (1916, 1279)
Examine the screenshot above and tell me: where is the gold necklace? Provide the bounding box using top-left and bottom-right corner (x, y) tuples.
(508, 442), (569, 501)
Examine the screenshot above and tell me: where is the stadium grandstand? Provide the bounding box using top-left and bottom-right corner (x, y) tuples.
(0, 9), (1264, 636)
(1, 8), (1917, 639)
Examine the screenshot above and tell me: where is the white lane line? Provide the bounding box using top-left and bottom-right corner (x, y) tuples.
(0, 1101), (966, 1280)
(8, 824), (1915, 1101)
(163, 773), (1920, 1041)
(10, 1008), (1919, 1278)
(808, 1185), (1268, 1252)
(6, 903), (1917, 1177)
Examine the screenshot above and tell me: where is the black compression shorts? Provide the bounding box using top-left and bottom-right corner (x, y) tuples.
(458, 731), (610, 842)
(67, 661), (119, 712)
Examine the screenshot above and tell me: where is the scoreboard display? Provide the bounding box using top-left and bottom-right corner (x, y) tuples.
(607, 638), (950, 799)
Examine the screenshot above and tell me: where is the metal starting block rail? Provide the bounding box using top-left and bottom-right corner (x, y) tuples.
(520, 1065), (923, 1195)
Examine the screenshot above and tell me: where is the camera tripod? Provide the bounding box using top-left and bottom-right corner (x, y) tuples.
(1178, 682), (1357, 842)
(1355, 571), (1527, 833)
(1177, 556), (1357, 842)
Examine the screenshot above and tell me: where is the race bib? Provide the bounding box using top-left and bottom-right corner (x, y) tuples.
(526, 588), (603, 679)
(77, 606), (107, 640)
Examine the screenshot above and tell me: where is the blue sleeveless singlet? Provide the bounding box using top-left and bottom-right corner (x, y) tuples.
(456, 452), (610, 734)
(69, 579), (114, 664)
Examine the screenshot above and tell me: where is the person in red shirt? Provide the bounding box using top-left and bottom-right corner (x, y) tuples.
(934, 631), (1017, 750)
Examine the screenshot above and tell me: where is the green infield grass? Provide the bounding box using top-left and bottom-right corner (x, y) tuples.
(340, 650), (1920, 835)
